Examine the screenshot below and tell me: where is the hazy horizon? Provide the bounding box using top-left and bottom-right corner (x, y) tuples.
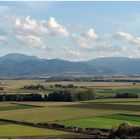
(1, 1), (140, 61)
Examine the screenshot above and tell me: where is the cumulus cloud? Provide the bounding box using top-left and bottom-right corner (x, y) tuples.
(15, 34), (46, 49)
(14, 16), (69, 49)
(72, 28), (109, 50)
(115, 30), (140, 45)
(84, 28), (98, 39)
(15, 16), (48, 35)
(15, 16), (69, 37)
(48, 17), (69, 37)
(71, 28), (128, 60)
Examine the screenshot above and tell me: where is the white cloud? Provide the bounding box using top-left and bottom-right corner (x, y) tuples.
(15, 16), (69, 37)
(15, 18), (21, 27)
(14, 16), (69, 49)
(0, 36), (6, 45)
(84, 28), (98, 39)
(71, 28), (132, 59)
(48, 17), (69, 37)
(15, 16), (48, 35)
(15, 34), (46, 49)
(72, 28), (107, 50)
(115, 30), (140, 45)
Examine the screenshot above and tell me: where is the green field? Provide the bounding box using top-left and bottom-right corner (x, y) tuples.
(0, 123), (69, 138)
(58, 114), (140, 129)
(0, 104), (41, 111)
(100, 114), (140, 122)
(96, 88), (140, 96)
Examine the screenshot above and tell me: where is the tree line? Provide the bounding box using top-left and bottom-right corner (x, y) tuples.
(22, 84), (45, 90)
(0, 89), (96, 101)
(116, 92), (139, 98)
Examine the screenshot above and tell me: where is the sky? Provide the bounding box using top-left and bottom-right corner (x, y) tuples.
(1, 1), (140, 61)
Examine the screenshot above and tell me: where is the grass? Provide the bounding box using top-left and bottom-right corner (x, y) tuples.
(12, 101), (82, 107)
(0, 104), (41, 111)
(99, 114), (140, 122)
(0, 123), (69, 137)
(58, 114), (140, 129)
(0, 102), (15, 106)
(65, 102), (140, 112)
(96, 88), (140, 96)
(87, 98), (140, 103)
(14, 98), (140, 107)
(0, 106), (126, 123)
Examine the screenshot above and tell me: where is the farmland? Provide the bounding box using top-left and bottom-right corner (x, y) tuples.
(0, 79), (139, 138)
(1, 79), (140, 95)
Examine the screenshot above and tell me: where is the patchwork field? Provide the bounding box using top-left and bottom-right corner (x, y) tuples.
(0, 99), (139, 123)
(0, 80), (139, 138)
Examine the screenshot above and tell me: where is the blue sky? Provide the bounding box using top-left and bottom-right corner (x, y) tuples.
(1, 1), (140, 61)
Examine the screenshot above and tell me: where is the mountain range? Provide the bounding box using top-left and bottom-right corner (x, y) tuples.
(0, 53), (140, 77)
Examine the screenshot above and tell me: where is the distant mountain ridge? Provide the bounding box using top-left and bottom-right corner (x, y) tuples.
(0, 53), (140, 77)
(0, 53), (40, 62)
(86, 57), (140, 75)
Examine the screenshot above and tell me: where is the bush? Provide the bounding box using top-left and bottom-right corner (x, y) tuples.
(110, 122), (140, 138)
(54, 84), (77, 88)
(0, 87), (4, 90)
(22, 84), (45, 90)
(116, 92), (139, 98)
